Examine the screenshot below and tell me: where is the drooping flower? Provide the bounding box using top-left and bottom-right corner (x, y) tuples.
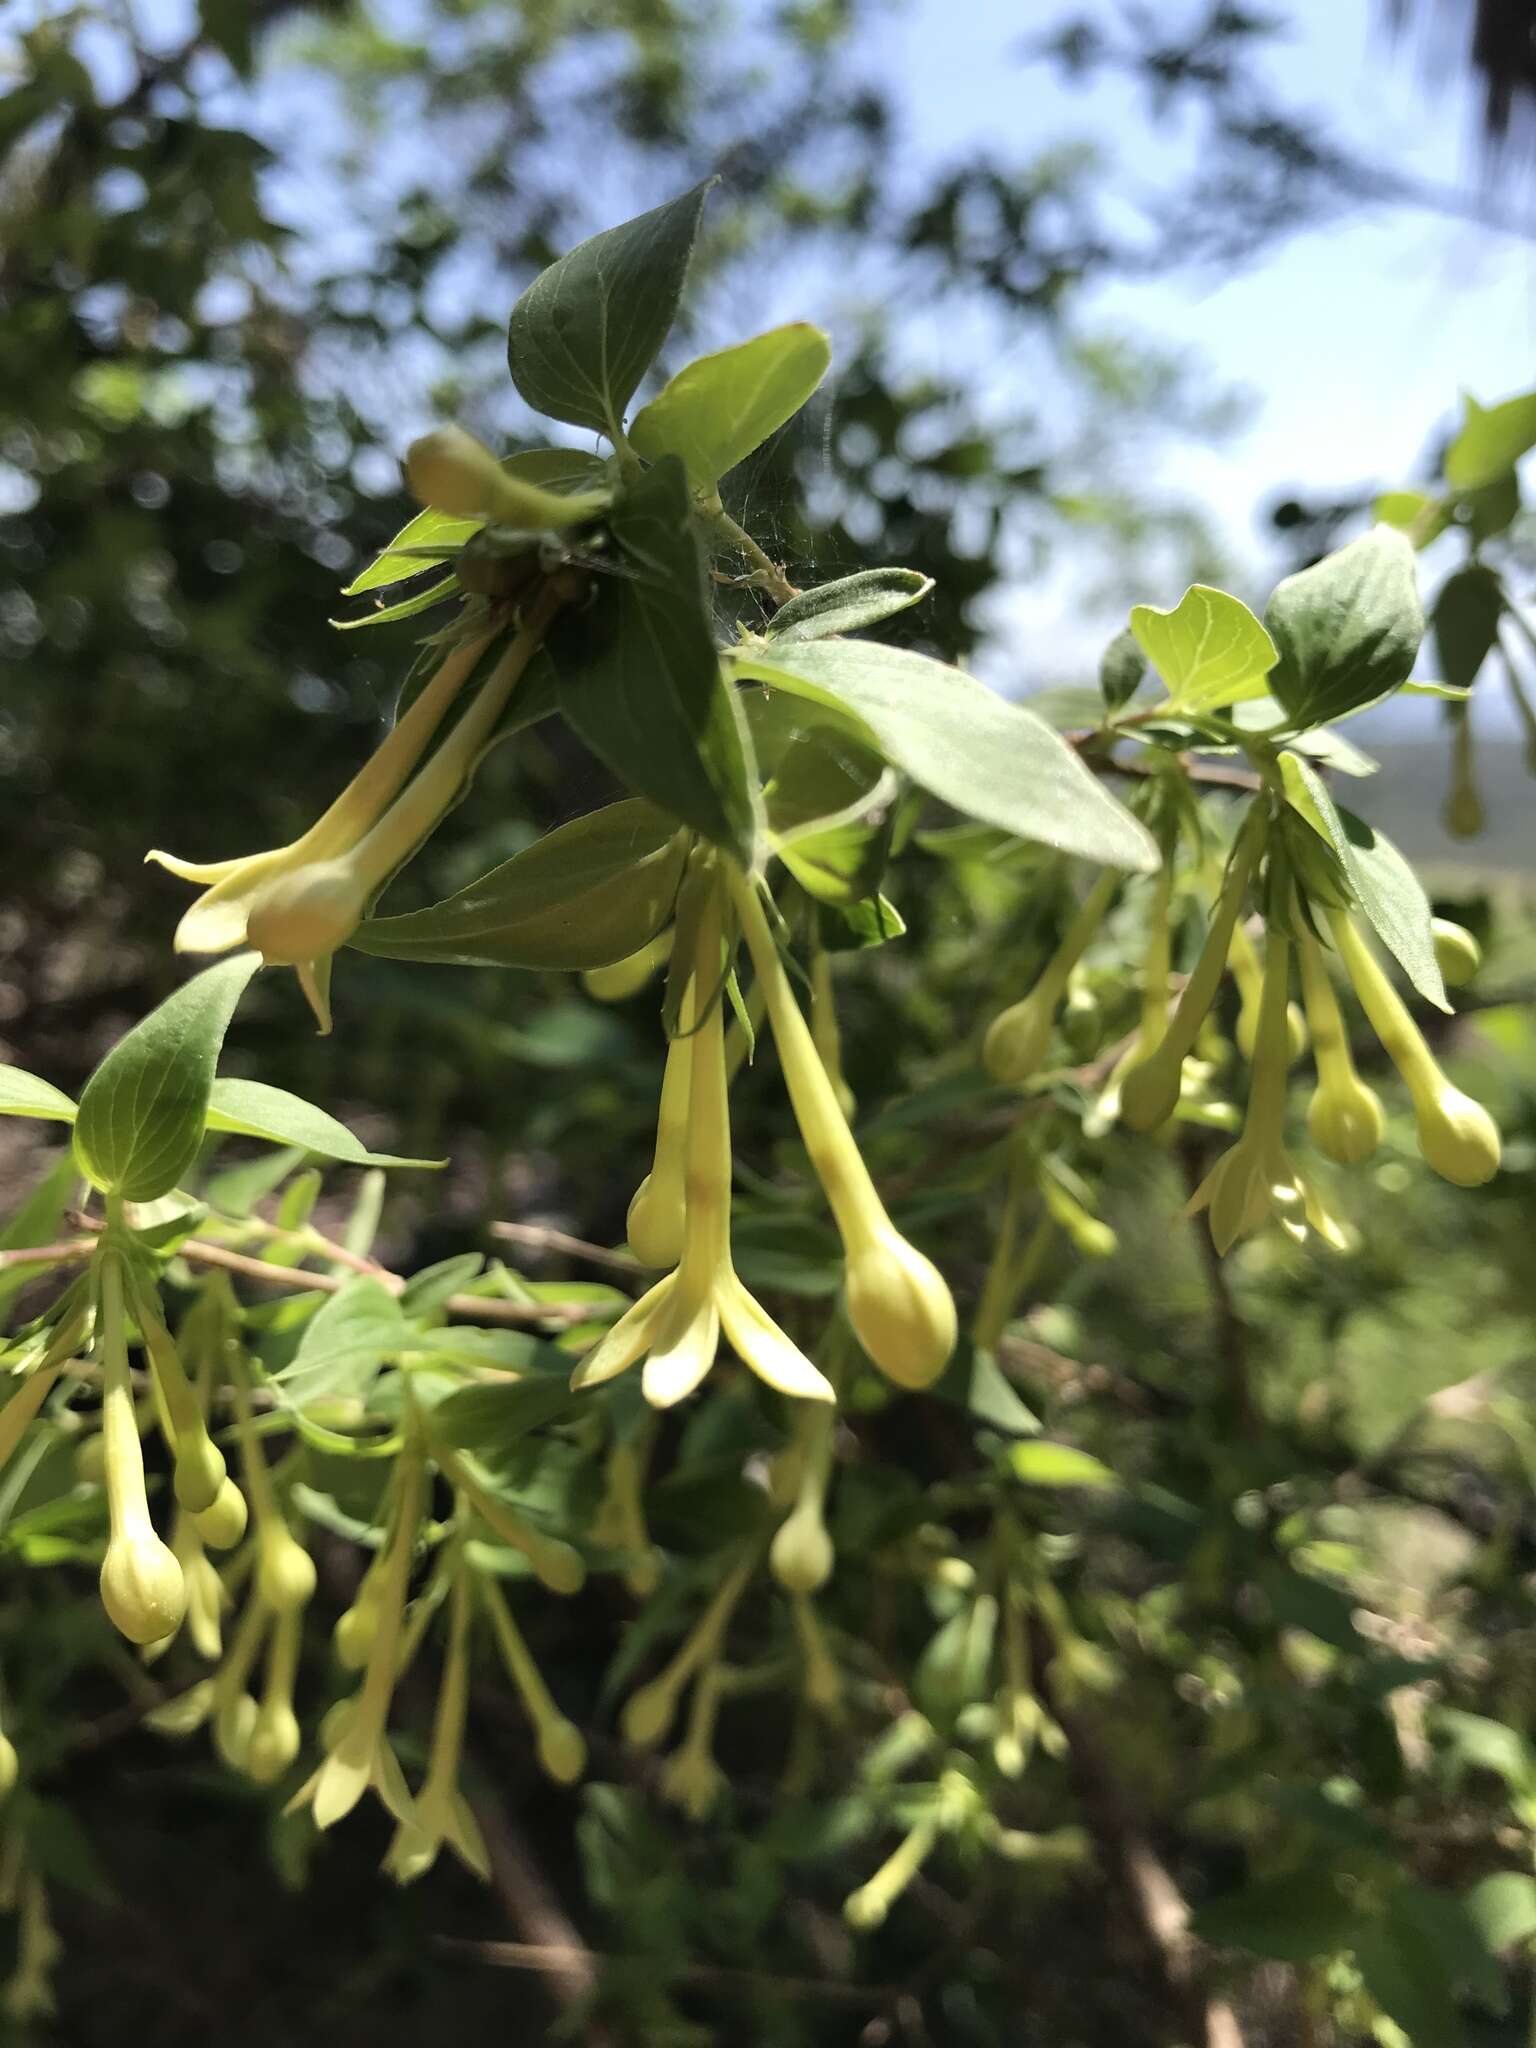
(1186, 927), (1348, 1254)
(729, 870), (955, 1390)
(576, 877), (834, 1408)
(1328, 907), (1500, 1188)
(982, 870), (1119, 1086)
(384, 1571), (489, 1884)
(95, 1251), (185, 1646)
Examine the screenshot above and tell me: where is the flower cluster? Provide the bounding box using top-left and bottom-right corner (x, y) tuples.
(575, 854), (957, 1408)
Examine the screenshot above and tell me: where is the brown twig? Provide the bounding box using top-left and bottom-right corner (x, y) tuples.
(437, 1936), (891, 2007)
(467, 1795), (615, 2046)
(55, 1218), (593, 1326)
(490, 1220), (641, 1274)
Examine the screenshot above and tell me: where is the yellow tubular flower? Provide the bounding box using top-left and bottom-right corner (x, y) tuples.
(478, 1575), (586, 1785)
(1229, 917), (1307, 1065)
(384, 1572), (490, 1882)
(289, 1444), (425, 1831)
(626, 946), (696, 1269)
(1120, 826), (1259, 1133)
(621, 1555), (755, 1750)
(148, 627), (495, 954)
(582, 926), (674, 1004)
(1431, 917), (1481, 988)
(843, 1816), (941, 1931)
(124, 1268), (226, 1515)
(1296, 920), (1384, 1166)
(96, 1252), (186, 1646)
(729, 870), (955, 1391)
(575, 877), (834, 1408)
(1327, 909), (1501, 1187)
(659, 1664), (728, 1821)
(246, 588), (564, 1030)
(1187, 931), (1347, 1254)
(246, 1606), (303, 1786)
(982, 870), (1118, 1085)
(769, 1403), (836, 1595)
(811, 945), (856, 1119)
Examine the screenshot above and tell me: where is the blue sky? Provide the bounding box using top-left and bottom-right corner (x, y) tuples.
(866, 0), (1535, 679)
(24, 0), (1535, 699)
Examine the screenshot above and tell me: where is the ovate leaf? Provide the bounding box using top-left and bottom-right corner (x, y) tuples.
(1467, 1872), (1536, 1956)
(273, 1278), (408, 1406)
(0, 1068), (77, 1124)
(631, 323), (830, 488)
(1129, 584), (1277, 714)
(730, 638), (1157, 871)
(352, 799), (688, 971)
(1265, 529), (1424, 727)
(551, 457), (760, 863)
(1432, 564), (1504, 693)
(73, 955), (260, 1202)
(1445, 387), (1536, 492)
(1008, 1441), (1117, 1490)
(507, 181), (713, 438)
(1099, 626), (1147, 711)
(204, 1079), (442, 1169)
(767, 568), (934, 643)
(1280, 755), (1448, 1011)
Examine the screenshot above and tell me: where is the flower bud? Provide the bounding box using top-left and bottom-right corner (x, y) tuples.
(257, 1522), (318, 1614)
(659, 1743), (726, 1821)
(405, 426), (510, 518)
(74, 1432), (106, 1486)
(214, 1691), (259, 1774)
(193, 1478), (248, 1551)
(1410, 1078), (1501, 1187)
(844, 1228), (957, 1390)
(247, 860), (368, 968)
(0, 1731), (18, 1799)
(1306, 1069), (1385, 1166)
(1431, 917), (1481, 987)
(334, 1599), (377, 1669)
(171, 1431), (227, 1518)
(626, 1171), (685, 1270)
(536, 1717), (587, 1786)
(982, 992), (1052, 1086)
(101, 1528), (187, 1645)
(1236, 994), (1307, 1065)
(621, 1678), (678, 1749)
(770, 1500), (834, 1595)
(582, 929), (672, 1003)
(246, 1702), (301, 1785)
(1118, 1047), (1183, 1133)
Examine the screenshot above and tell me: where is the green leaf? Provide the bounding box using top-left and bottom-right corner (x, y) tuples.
(1194, 1864), (1362, 1963)
(429, 1379), (578, 1463)
(631, 323), (830, 489)
(1280, 756), (1449, 1011)
(203, 1079), (442, 1169)
(1265, 529), (1424, 727)
(1467, 1872), (1536, 1956)
(73, 955), (261, 1202)
(341, 451), (613, 598)
(1437, 1709), (1536, 1796)
(931, 1341), (1040, 1436)
(1375, 489), (1452, 549)
(331, 573), (459, 633)
(398, 1253), (484, 1318)
(1432, 564), (1505, 693)
(506, 180), (714, 438)
(1007, 1441), (1117, 1490)
(730, 637), (1158, 872)
(1098, 626), (1147, 711)
(0, 1068), (77, 1124)
(745, 688), (892, 843)
(767, 569), (934, 644)
(272, 1278), (408, 1406)
(780, 823), (888, 908)
(1129, 584), (1277, 714)
(551, 457), (760, 863)
(352, 798), (688, 971)
(1445, 386), (1536, 491)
